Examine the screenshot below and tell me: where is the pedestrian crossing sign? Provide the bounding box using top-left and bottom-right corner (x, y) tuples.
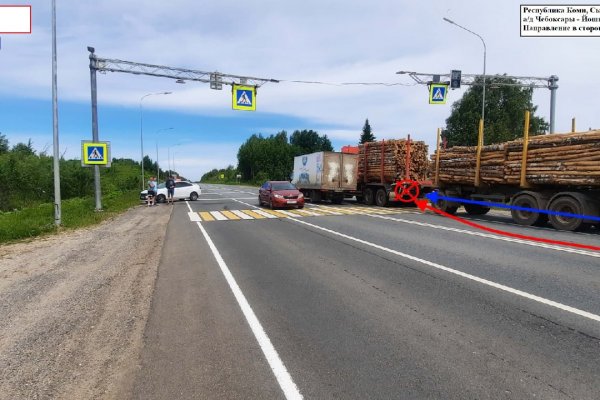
(81, 141), (110, 166)
(232, 84), (256, 111)
(429, 83), (448, 104)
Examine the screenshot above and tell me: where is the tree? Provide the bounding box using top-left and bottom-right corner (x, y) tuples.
(290, 129), (333, 154)
(237, 132), (296, 182)
(0, 133), (8, 154)
(444, 76), (549, 147)
(359, 119), (376, 144)
(12, 139), (36, 156)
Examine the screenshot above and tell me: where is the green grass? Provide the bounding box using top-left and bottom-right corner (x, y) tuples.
(0, 190), (140, 244)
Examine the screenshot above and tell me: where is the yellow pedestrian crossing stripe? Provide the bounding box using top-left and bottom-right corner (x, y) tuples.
(190, 206), (411, 222)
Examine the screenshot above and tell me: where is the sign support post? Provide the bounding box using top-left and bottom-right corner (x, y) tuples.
(88, 47), (102, 211)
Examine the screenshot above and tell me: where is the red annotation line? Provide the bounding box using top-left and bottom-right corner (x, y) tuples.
(414, 200), (600, 252)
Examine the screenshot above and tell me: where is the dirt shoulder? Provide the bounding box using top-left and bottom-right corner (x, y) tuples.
(0, 204), (171, 399)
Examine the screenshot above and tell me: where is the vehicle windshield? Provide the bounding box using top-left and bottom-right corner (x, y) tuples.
(271, 182), (296, 190)
(157, 183), (166, 189)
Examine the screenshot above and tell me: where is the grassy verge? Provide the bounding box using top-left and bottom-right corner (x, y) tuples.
(0, 190), (140, 244)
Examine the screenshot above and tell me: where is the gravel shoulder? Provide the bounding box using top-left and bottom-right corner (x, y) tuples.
(0, 204), (171, 399)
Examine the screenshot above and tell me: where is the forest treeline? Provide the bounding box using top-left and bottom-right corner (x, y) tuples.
(0, 135), (171, 212)
(202, 129), (333, 184)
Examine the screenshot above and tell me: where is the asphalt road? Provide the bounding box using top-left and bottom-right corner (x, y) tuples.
(131, 184), (600, 399)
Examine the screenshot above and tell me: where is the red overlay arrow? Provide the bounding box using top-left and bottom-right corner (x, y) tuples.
(415, 199), (600, 252)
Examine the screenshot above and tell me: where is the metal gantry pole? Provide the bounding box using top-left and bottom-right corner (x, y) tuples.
(88, 47), (102, 211)
(549, 75), (559, 133)
(51, 0), (61, 225)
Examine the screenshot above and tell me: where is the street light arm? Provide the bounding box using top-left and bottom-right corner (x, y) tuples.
(443, 17), (487, 123)
(443, 18), (486, 55)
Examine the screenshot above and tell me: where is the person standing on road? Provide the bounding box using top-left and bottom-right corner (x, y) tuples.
(147, 176), (157, 206)
(165, 175), (176, 205)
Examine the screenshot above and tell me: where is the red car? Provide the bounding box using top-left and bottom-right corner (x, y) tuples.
(259, 181), (305, 209)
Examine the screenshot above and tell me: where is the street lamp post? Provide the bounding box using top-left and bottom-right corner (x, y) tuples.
(167, 143), (182, 178)
(443, 18), (487, 127)
(155, 127), (173, 182)
(140, 91), (171, 189)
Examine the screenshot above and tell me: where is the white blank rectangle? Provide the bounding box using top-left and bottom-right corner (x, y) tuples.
(0, 6), (32, 34)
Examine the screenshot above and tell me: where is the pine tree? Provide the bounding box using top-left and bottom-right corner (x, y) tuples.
(359, 119), (376, 144)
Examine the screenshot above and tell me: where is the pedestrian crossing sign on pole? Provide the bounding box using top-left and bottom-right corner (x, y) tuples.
(81, 141), (111, 166)
(429, 83), (449, 104)
(232, 84), (256, 111)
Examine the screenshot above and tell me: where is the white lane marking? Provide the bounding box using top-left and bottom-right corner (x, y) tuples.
(305, 206), (343, 216)
(209, 211), (228, 221)
(366, 214), (600, 259)
(186, 202), (303, 399)
(252, 209), (278, 219)
(275, 210), (303, 217)
(188, 211), (201, 222)
(197, 197), (257, 201)
(285, 217), (600, 323)
(232, 210), (254, 220)
(292, 208), (322, 216)
(231, 198), (260, 209)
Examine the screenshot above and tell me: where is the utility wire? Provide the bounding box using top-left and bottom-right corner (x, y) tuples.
(279, 79), (417, 87)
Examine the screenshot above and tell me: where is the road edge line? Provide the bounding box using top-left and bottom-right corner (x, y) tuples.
(186, 202), (302, 399)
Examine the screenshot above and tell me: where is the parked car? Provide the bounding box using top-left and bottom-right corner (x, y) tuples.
(140, 180), (201, 203)
(259, 180), (304, 209)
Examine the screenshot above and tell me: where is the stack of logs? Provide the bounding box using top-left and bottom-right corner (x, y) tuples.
(435, 130), (600, 186)
(358, 139), (429, 183)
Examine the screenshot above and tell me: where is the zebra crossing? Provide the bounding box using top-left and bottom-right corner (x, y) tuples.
(188, 205), (414, 222)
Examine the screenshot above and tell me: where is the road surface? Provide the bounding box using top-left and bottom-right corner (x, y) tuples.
(131, 184), (600, 399)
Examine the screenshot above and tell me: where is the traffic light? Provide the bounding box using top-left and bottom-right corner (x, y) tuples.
(450, 70), (461, 89)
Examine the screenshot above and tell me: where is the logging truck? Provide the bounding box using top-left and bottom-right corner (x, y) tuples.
(433, 121), (600, 231)
(292, 136), (433, 206)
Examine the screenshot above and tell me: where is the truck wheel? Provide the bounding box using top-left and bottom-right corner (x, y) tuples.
(548, 195), (585, 231)
(375, 188), (388, 207)
(464, 204), (490, 215)
(364, 188), (375, 205)
(511, 194), (547, 226)
(435, 190), (458, 215)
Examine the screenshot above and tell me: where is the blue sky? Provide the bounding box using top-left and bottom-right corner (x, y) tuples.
(1, 1), (599, 180)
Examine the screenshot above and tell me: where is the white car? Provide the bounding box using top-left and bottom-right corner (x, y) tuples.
(140, 180), (201, 203)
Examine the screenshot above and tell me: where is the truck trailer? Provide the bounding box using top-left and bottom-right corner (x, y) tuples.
(433, 123), (600, 231)
(292, 151), (359, 204)
(292, 136), (432, 206)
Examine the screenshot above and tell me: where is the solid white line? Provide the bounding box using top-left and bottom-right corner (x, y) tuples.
(209, 211), (228, 221)
(232, 209), (254, 220)
(195, 222), (303, 399)
(366, 214), (600, 258)
(286, 217), (600, 323)
(185, 201), (303, 399)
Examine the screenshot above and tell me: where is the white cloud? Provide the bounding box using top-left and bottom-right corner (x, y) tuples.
(2, 0), (599, 179)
